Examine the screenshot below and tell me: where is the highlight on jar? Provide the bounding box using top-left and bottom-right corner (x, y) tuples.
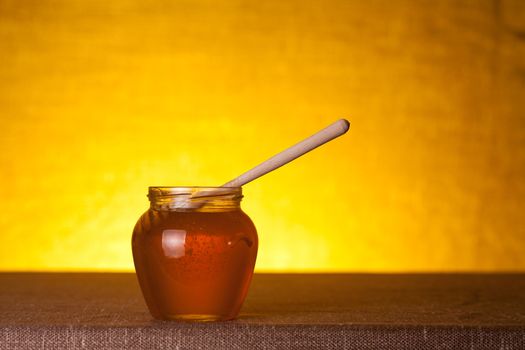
(132, 119), (351, 321)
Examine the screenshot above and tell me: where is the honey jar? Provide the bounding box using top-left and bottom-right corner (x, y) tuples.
(132, 186), (258, 321)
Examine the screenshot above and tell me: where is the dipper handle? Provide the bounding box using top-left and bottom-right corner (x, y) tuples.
(222, 119), (350, 187)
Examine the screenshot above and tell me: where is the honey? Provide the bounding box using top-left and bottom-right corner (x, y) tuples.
(132, 187), (258, 321)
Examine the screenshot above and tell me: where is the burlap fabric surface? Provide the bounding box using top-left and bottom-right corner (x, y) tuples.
(1, 273), (524, 349)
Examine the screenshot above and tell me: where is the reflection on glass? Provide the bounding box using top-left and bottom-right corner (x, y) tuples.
(162, 229), (187, 258)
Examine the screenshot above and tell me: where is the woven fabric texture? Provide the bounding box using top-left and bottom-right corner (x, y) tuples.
(0, 273), (524, 349)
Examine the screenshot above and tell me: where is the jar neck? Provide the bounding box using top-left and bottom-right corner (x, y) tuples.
(148, 187), (243, 212)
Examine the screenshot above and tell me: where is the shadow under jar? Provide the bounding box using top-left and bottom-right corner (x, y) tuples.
(132, 186), (258, 321)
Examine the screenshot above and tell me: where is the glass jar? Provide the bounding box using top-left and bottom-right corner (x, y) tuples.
(132, 186), (258, 321)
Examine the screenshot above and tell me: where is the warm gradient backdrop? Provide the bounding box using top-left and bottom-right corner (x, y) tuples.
(1, 0), (524, 271)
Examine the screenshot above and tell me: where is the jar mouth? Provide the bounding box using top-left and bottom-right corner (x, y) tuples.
(149, 186), (241, 191)
(148, 186), (243, 211)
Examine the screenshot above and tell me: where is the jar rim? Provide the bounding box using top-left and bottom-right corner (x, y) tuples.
(147, 186), (243, 211)
(148, 186), (241, 190)
(148, 186), (242, 196)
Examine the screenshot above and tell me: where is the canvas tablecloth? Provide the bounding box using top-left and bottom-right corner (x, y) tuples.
(0, 273), (524, 349)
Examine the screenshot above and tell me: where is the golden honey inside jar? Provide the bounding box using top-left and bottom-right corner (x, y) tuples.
(132, 186), (258, 321)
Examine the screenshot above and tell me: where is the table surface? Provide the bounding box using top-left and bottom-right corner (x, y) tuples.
(1, 273), (524, 349)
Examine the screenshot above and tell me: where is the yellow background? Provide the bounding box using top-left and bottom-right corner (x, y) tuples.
(1, 0), (524, 272)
